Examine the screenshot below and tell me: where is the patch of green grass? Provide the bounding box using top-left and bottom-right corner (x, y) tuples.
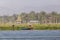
(0, 24), (60, 30)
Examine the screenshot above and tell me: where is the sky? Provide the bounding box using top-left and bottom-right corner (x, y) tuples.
(0, 0), (60, 16)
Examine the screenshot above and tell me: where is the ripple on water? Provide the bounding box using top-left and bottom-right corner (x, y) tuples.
(0, 30), (60, 40)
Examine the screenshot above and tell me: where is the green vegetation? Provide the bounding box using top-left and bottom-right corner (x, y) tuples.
(0, 11), (60, 24)
(0, 24), (60, 30)
(33, 24), (60, 30)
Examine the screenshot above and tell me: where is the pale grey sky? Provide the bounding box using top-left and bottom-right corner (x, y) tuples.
(0, 0), (60, 16)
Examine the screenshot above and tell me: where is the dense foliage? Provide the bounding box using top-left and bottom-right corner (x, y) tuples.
(0, 11), (60, 23)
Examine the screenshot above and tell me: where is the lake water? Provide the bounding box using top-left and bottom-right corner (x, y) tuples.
(0, 30), (60, 40)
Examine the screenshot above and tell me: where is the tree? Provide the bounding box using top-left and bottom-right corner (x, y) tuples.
(20, 12), (29, 23)
(29, 11), (36, 20)
(51, 11), (58, 23)
(12, 14), (18, 21)
(39, 11), (46, 23)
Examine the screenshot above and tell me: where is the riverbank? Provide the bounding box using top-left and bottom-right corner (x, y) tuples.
(0, 23), (60, 30)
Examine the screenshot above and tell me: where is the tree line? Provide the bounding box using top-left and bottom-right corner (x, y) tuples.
(0, 11), (60, 24)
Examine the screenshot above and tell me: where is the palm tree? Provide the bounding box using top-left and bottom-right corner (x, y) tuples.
(51, 11), (58, 23)
(39, 11), (46, 24)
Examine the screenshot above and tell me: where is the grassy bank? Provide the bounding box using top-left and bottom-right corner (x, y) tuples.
(0, 23), (60, 30)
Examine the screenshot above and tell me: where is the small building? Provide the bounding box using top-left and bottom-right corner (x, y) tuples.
(28, 20), (39, 24)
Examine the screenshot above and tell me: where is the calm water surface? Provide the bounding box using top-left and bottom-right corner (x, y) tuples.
(0, 30), (60, 40)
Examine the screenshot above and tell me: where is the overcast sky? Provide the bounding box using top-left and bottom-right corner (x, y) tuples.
(0, 0), (60, 16)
